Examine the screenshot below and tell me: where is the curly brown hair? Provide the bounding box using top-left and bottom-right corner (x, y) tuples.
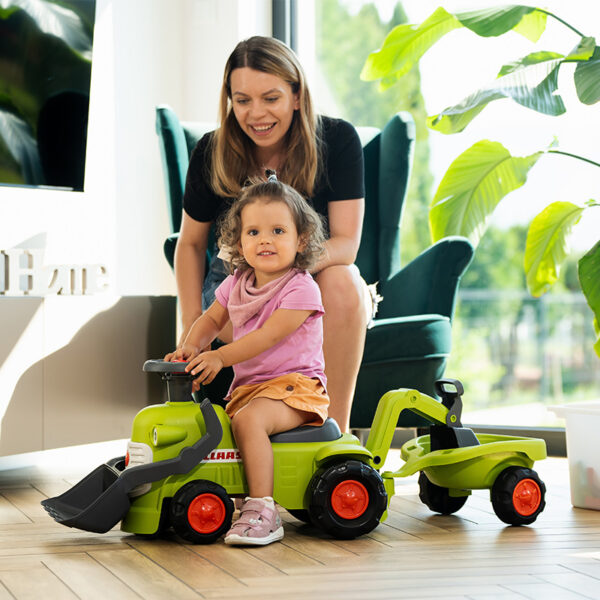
(218, 178), (326, 273)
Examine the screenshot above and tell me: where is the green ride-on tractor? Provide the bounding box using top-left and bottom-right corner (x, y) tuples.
(42, 360), (548, 543)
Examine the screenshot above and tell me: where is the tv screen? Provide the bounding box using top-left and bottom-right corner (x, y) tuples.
(0, 0), (96, 191)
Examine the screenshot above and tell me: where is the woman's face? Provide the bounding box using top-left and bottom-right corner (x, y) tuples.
(229, 67), (300, 156)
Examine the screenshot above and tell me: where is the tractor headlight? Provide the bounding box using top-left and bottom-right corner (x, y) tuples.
(152, 425), (187, 447)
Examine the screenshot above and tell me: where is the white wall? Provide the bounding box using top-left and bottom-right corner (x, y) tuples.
(0, 0), (271, 455)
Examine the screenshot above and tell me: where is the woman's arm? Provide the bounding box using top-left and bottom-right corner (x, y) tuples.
(186, 308), (313, 385)
(174, 213), (212, 343)
(312, 198), (365, 273)
(165, 300), (229, 362)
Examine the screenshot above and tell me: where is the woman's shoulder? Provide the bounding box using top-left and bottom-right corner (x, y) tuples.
(319, 115), (358, 139)
(318, 116), (361, 156)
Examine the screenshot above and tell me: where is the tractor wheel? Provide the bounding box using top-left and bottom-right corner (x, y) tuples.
(418, 472), (468, 515)
(308, 460), (387, 539)
(170, 480), (234, 543)
(491, 466), (546, 526)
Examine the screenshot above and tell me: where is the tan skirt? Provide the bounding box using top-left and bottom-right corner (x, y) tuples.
(226, 373), (329, 426)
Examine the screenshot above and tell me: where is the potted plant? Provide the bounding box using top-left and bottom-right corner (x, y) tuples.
(361, 4), (599, 357)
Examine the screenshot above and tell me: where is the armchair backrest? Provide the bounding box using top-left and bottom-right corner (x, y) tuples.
(155, 105), (214, 234)
(156, 106), (416, 285)
(355, 112), (415, 286)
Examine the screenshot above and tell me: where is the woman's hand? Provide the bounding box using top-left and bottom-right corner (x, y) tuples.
(186, 350), (224, 389)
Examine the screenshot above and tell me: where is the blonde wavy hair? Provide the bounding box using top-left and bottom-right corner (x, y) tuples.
(218, 178), (325, 273)
(210, 36), (321, 199)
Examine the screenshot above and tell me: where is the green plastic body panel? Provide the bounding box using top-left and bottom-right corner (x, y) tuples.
(121, 404), (371, 534)
(382, 433), (547, 491)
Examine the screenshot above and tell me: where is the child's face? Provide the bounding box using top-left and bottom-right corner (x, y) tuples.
(239, 199), (304, 285)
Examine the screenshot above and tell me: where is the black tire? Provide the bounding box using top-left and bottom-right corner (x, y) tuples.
(287, 509), (312, 524)
(170, 480), (234, 543)
(418, 472), (468, 515)
(308, 460), (387, 539)
(491, 466), (546, 526)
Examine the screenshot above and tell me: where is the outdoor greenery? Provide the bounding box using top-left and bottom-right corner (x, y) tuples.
(315, 0), (433, 264)
(361, 4), (600, 359)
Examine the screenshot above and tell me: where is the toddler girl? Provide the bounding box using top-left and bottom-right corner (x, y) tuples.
(166, 174), (328, 546)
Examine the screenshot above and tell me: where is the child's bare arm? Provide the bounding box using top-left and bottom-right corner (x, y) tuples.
(186, 308), (313, 378)
(164, 301), (229, 362)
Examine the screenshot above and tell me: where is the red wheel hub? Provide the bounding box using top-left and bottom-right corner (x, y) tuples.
(331, 480), (369, 519)
(512, 478), (542, 516)
(187, 493), (226, 534)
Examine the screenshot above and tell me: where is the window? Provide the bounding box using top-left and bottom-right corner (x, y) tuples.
(297, 0), (599, 427)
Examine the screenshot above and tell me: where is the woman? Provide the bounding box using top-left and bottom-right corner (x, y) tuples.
(175, 35), (371, 432)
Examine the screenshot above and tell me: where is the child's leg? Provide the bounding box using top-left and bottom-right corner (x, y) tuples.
(224, 398), (312, 546)
(231, 397), (312, 497)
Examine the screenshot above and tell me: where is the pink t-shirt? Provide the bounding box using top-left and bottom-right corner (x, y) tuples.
(215, 268), (326, 399)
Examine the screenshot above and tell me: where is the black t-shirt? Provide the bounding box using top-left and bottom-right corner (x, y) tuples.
(182, 116), (365, 230)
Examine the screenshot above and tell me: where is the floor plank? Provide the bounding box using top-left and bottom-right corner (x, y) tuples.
(0, 450), (599, 599)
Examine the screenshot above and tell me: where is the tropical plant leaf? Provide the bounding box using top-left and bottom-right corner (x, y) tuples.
(455, 6), (541, 38)
(429, 140), (542, 245)
(0, 106), (44, 184)
(512, 9), (548, 42)
(428, 56), (565, 134)
(1, 0), (92, 59)
(575, 46), (600, 105)
(360, 7), (461, 89)
(524, 201), (584, 296)
(498, 51), (564, 77)
(361, 6), (547, 88)
(578, 240), (600, 357)
(564, 36), (596, 61)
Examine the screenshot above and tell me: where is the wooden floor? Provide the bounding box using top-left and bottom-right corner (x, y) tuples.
(1, 449), (600, 600)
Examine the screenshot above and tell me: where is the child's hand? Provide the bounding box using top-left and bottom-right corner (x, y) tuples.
(186, 350), (224, 387)
(164, 344), (200, 363)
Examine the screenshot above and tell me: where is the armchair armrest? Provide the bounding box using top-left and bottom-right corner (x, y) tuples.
(164, 233), (179, 270)
(377, 236), (474, 320)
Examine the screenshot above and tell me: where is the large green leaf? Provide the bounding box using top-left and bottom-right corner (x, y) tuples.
(578, 240), (600, 357)
(428, 55), (565, 134)
(498, 51), (564, 77)
(575, 46), (600, 105)
(360, 7), (462, 89)
(0, 0), (92, 59)
(429, 140), (542, 244)
(0, 106), (44, 184)
(455, 6), (542, 38)
(360, 5), (545, 90)
(524, 201), (584, 296)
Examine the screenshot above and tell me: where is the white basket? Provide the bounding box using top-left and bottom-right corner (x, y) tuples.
(550, 402), (600, 510)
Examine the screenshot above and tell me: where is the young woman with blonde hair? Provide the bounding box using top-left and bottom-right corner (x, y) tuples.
(175, 35), (371, 432)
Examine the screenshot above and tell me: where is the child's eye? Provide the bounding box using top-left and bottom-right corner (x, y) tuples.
(247, 229), (258, 236)
(273, 227), (285, 235)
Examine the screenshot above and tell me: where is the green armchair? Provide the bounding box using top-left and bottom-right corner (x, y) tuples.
(155, 104), (474, 429)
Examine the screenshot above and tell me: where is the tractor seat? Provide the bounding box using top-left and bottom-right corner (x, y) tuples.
(269, 418), (342, 443)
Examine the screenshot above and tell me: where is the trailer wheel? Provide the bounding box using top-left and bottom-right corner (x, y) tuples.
(308, 460), (387, 539)
(491, 466), (546, 526)
(170, 480), (234, 543)
(418, 472), (468, 515)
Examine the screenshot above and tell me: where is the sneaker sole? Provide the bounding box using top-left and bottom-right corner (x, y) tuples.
(224, 526), (284, 546)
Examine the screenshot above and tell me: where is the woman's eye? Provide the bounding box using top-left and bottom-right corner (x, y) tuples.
(235, 98), (249, 105)
(265, 97), (279, 103)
